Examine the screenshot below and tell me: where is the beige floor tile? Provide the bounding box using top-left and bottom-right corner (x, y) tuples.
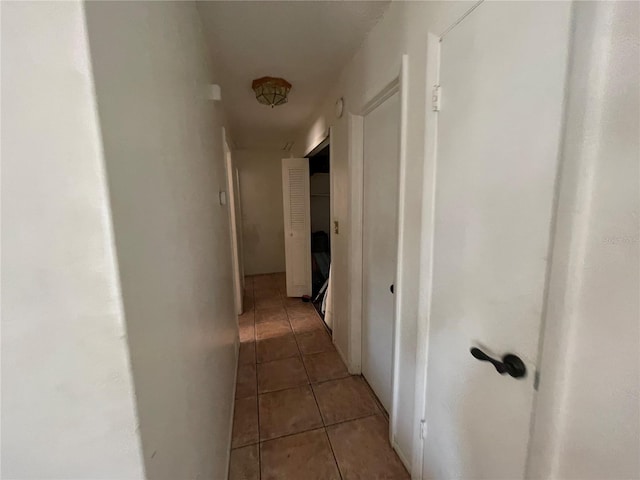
(252, 274), (275, 289)
(258, 385), (322, 440)
(257, 356), (308, 393)
(229, 444), (260, 480)
(296, 329), (334, 355)
(255, 295), (284, 310)
(242, 295), (254, 311)
(289, 313), (325, 335)
(272, 272), (286, 285)
(238, 309), (254, 325)
(261, 429), (340, 480)
(303, 351), (349, 383)
(312, 376), (379, 425)
(281, 296), (303, 307)
(236, 363), (257, 398)
(327, 415), (409, 479)
(254, 285), (280, 297)
(285, 303), (316, 319)
(232, 396), (258, 448)
(238, 341), (256, 366)
(255, 318), (291, 340)
(239, 322), (255, 343)
(256, 333), (299, 363)
(255, 306), (288, 324)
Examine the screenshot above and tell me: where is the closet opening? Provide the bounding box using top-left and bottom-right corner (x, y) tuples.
(307, 143), (331, 328)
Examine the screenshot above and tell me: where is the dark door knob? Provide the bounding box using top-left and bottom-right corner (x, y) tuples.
(470, 347), (527, 379)
(390, 284), (394, 294)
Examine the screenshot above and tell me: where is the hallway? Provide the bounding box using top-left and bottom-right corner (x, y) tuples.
(229, 273), (409, 480)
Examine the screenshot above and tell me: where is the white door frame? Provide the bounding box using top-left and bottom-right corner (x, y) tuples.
(348, 54), (409, 454)
(233, 167), (245, 292)
(304, 129), (334, 333)
(410, 33), (441, 480)
(222, 128), (243, 315)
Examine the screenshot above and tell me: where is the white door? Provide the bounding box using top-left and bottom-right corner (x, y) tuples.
(224, 137), (243, 315)
(362, 92), (400, 412)
(282, 158), (312, 297)
(422, 2), (572, 479)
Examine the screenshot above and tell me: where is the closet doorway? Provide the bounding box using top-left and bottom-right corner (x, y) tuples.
(308, 141), (332, 329)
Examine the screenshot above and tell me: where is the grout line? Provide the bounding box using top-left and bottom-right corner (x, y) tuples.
(246, 277), (374, 478)
(242, 276), (261, 480)
(243, 278), (394, 476)
(310, 372), (354, 387)
(282, 302), (321, 425)
(323, 428), (343, 480)
(230, 441), (259, 450)
(360, 374), (388, 419)
(240, 369), (351, 401)
(259, 426), (328, 446)
(324, 411), (381, 429)
(235, 393), (258, 400)
(255, 351), (299, 365)
(230, 443), (260, 454)
(283, 309), (312, 385)
(256, 394), (262, 480)
(257, 378), (310, 396)
(254, 369), (354, 397)
(285, 303), (344, 480)
(251, 298), (262, 480)
(250, 411), (383, 447)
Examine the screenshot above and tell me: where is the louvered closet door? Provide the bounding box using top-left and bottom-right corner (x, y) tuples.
(282, 158), (312, 297)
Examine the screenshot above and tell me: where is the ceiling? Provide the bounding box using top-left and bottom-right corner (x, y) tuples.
(197, 1), (390, 150)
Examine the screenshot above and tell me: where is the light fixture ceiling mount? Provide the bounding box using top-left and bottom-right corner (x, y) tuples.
(251, 76), (292, 108)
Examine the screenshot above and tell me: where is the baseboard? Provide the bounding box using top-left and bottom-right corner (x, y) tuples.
(245, 270), (286, 276)
(393, 439), (412, 477)
(333, 340), (354, 375)
(224, 336), (240, 480)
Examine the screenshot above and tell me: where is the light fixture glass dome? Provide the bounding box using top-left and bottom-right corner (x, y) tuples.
(252, 77), (292, 108)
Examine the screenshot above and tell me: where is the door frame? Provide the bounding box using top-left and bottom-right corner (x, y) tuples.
(409, 32), (440, 479)
(223, 128), (244, 315)
(304, 129), (334, 324)
(347, 54), (409, 453)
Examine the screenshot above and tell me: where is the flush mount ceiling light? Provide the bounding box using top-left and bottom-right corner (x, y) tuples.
(251, 76), (292, 108)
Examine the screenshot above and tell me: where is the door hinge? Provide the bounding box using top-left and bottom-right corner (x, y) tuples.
(534, 369), (540, 391)
(431, 85), (441, 112)
(419, 419), (427, 440)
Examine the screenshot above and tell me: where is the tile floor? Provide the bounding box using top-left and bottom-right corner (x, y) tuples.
(229, 273), (410, 480)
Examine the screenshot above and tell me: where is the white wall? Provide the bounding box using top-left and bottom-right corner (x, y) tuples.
(84, 2), (238, 479)
(234, 149), (287, 275)
(1, 2), (145, 477)
(530, 2), (640, 478)
(295, 1), (473, 465)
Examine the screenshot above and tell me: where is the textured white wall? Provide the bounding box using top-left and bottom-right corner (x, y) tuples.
(234, 149), (287, 275)
(1, 2), (145, 477)
(530, 2), (640, 478)
(85, 2), (238, 478)
(295, 1), (474, 465)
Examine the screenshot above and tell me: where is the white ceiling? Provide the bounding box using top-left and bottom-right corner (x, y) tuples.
(197, 1), (390, 150)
